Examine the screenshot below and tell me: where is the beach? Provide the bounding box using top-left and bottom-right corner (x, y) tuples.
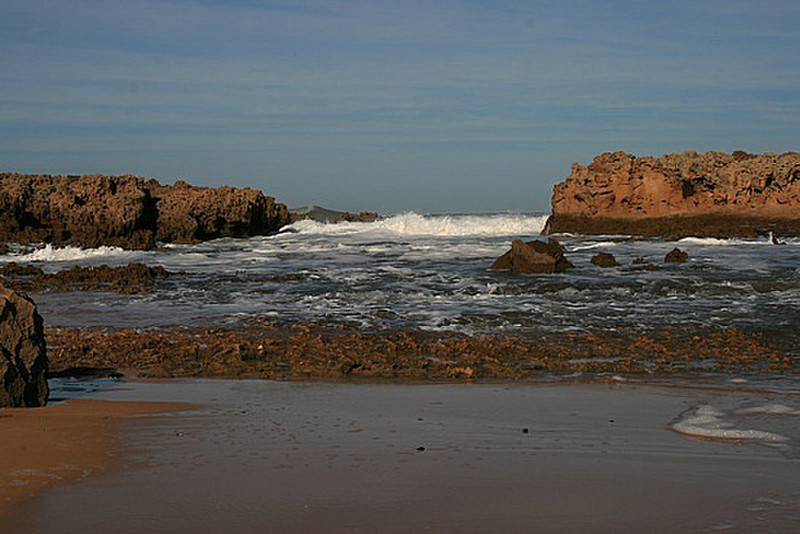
(0, 396), (189, 533)
(4, 377), (798, 533)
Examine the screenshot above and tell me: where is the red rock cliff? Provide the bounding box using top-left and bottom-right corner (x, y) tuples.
(0, 174), (290, 249)
(544, 151), (800, 238)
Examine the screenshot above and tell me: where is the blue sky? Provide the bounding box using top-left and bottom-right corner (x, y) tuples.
(1, 1), (798, 213)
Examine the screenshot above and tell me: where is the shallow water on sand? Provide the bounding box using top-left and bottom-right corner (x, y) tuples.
(20, 378), (800, 534)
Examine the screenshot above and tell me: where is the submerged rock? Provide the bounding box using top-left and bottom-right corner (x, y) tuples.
(0, 285), (48, 407)
(491, 238), (573, 274)
(590, 252), (618, 268)
(664, 248), (689, 263)
(0, 263), (171, 294)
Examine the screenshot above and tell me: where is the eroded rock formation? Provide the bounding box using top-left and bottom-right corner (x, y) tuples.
(544, 151), (800, 238)
(0, 174), (290, 249)
(0, 285), (48, 407)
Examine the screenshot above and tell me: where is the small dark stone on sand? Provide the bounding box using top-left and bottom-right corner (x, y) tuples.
(416, 446), (426, 452)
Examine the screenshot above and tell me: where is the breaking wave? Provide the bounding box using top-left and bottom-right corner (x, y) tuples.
(286, 212), (549, 238)
(2, 244), (135, 263)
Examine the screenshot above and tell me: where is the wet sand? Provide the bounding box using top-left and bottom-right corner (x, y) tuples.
(12, 378), (800, 533)
(0, 398), (190, 533)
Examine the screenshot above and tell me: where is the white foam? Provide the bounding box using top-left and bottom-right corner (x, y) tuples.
(5, 244), (133, 263)
(671, 405), (789, 442)
(286, 212), (549, 238)
(570, 241), (618, 252)
(736, 404), (800, 416)
(677, 237), (770, 246)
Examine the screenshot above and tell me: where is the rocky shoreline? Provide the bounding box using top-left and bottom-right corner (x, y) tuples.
(0, 173), (290, 250)
(544, 151), (799, 238)
(2, 157), (798, 408)
(46, 322), (795, 382)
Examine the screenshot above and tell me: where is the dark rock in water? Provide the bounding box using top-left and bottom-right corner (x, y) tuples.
(491, 238), (573, 274)
(1, 263), (171, 294)
(289, 205), (381, 224)
(334, 211), (381, 223)
(0, 262), (44, 277)
(590, 252), (618, 268)
(664, 248), (688, 263)
(0, 285), (48, 407)
(632, 257), (648, 265)
(47, 366), (122, 379)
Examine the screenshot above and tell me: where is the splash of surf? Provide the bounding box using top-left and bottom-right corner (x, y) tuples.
(286, 212), (549, 238)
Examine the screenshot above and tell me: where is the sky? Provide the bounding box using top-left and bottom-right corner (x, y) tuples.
(1, 1), (798, 214)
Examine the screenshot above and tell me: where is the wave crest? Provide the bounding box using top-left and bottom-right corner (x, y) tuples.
(287, 212), (549, 238)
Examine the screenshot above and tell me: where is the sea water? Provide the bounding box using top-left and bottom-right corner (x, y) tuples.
(3, 212), (797, 348)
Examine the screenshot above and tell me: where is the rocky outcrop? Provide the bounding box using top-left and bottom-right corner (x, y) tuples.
(0, 174), (290, 250)
(491, 238), (573, 274)
(0, 285), (48, 407)
(148, 180), (288, 243)
(0, 263), (170, 294)
(544, 151), (800, 238)
(289, 205), (381, 224)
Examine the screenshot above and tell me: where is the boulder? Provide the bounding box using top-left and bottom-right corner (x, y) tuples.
(665, 248), (689, 263)
(0, 285), (48, 407)
(491, 238), (573, 274)
(591, 252), (618, 268)
(544, 151), (800, 238)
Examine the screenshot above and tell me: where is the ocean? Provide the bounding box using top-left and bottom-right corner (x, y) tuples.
(5, 211), (798, 342)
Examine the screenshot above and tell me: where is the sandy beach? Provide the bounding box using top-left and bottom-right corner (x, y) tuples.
(5, 377), (797, 533)
(0, 397), (190, 534)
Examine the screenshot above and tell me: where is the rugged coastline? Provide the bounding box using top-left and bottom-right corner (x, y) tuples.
(0, 173), (290, 250)
(45, 322), (794, 381)
(544, 151), (800, 238)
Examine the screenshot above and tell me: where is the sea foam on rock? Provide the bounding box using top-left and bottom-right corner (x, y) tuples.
(0, 285), (48, 407)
